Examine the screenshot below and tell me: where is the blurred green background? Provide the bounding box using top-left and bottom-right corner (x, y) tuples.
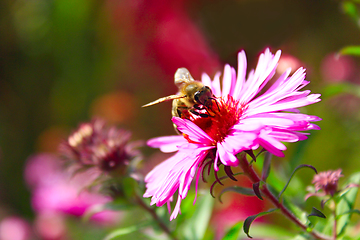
(1, 0), (360, 235)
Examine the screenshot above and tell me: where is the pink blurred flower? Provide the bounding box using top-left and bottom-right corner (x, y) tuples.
(34, 212), (67, 240)
(305, 169), (345, 200)
(0, 216), (31, 240)
(24, 153), (121, 225)
(277, 54), (304, 75)
(313, 169), (343, 196)
(321, 53), (356, 83)
(59, 119), (141, 173)
(143, 48), (321, 220)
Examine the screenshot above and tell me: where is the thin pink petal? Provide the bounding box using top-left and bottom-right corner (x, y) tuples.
(147, 135), (187, 152)
(257, 130), (286, 157)
(222, 64), (237, 97)
(172, 117), (213, 144)
(217, 143), (239, 166)
(210, 72), (222, 97)
(233, 50), (247, 99)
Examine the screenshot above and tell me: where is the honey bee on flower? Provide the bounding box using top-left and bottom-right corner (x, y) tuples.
(143, 48), (321, 220)
(142, 68), (219, 123)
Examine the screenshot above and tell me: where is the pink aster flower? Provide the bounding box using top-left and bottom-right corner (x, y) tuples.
(143, 48), (321, 220)
(305, 169), (359, 201)
(313, 169), (343, 197)
(24, 154), (121, 225)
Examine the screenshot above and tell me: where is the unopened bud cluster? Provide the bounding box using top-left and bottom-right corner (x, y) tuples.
(60, 119), (139, 172)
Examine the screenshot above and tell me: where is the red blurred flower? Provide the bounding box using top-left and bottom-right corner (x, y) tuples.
(108, 0), (221, 78)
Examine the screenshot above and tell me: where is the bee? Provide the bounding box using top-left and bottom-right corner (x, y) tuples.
(142, 68), (218, 120)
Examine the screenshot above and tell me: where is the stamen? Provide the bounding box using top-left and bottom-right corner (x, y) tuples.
(191, 96), (247, 143)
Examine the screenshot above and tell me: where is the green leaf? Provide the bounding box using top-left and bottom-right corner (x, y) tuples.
(308, 207), (326, 219)
(103, 222), (150, 240)
(252, 182), (263, 200)
(182, 193), (214, 240)
(210, 172), (244, 198)
(122, 177), (138, 198)
(336, 172), (360, 236)
(244, 223), (295, 239)
(219, 186), (255, 203)
(322, 83), (351, 98)
(282, 197), (308, 224)
(278, 164), (317, 199)
(337, 209), (360, 219)
(223, 222), (243, 240)
(339, 45), (360, 56)
(342, 2), (360, 25)
(243, 208), (279, 238)
(225, 222), (295, 239)
(322, 82), (360, 99)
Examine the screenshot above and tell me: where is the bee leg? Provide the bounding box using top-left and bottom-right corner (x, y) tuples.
(175, 105), (189, 118)
(190, 108), (209, 118)
(193, 104), (216, 117)
(193, 104), (203, 110)
(212, 98), (220, 112)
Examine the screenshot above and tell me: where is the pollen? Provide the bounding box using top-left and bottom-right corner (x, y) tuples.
(191, 96), (246, 143)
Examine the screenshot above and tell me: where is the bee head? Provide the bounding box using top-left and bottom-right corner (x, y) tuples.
(194, 86), (214, 107)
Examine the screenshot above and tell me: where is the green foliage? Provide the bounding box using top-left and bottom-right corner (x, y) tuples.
(340, 45), (360, 56)
(180, 193), (214, 240)
(223, 222), (243, 240)
(278, 164), (317, 200)
(219, 186), (255, 203)
(342, 1), (360, 26)
(335, 172), (360, 237)
(308, 207), (326, 219)
(243, 208), (279, 238)
(103, 222), (150, 240)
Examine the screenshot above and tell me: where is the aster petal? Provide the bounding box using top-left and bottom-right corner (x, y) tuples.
(241, 115), (295, 128)
(217, 143), (239, 167)
(147, 135), (187, 152)
(246, 67), (321, 116)
(257, 129), (287, 157)
(201, 72), (212, 88)
(267, 112), (322, 122)
(222, 64), (237, 97)
(222, 130), (258, 154)
(214, 150), (220, 171)
(239, 49), (281, 103)
(170, 195), (182, 220)
(177, 143), (215, 152)
(172, 117), (213, 144)
(144, 149), (208, 220)
(210, 72), (222, 97)
(247, 93), (321, 116)
(233, 50), (247, 99)
(268, 129), (305, 142)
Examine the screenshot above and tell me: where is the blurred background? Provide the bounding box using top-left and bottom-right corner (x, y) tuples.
(1, 0), (360, 239)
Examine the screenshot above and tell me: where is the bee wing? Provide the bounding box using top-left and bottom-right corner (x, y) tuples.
(174, 68), (194, 87)
(142, 94), (185, 108)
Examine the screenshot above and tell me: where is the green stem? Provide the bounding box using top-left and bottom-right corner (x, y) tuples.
(135, 194), (178, 240)
(333, 200), (337, 240)
(238, 154), (330, 240)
